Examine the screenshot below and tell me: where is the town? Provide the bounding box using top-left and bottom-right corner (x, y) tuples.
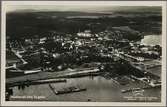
(5, 9), (162, 101)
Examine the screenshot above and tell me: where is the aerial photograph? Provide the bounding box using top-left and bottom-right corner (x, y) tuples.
(5, 5), (162, 102)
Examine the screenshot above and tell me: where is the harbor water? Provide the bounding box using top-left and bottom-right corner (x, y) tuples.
(10, 76), (161, 102)
(141, 35), (161, 46)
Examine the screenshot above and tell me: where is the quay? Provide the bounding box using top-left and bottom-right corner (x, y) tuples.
(7, 79), (67, 88)
(6, 67), (100, 86)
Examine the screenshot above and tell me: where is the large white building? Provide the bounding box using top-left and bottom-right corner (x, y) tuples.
(77, 30), (92, 37)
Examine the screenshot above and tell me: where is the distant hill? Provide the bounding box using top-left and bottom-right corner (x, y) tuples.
(6, 10), (162, 39)
(7, 11), (111, 19)
(7, 6), (161, 14)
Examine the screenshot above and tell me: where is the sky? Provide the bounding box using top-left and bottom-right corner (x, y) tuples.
(6, 5), (161, 13)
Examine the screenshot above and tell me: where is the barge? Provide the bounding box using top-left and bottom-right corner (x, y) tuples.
(49, 84), (86, 95)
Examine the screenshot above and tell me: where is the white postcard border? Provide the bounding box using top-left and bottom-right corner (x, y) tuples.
(1, 1), (166, 106)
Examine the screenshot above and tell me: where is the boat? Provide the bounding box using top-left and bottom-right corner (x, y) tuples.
(121, 88), (141, 93)
(51, 86), (87, 95)
(121, 84), (161, 93)
(55, 86), (87, 95)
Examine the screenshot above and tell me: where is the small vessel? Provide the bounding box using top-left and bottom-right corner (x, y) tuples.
(48, 84), (87, 95)
(55, 86), (87, 95)
(121, 83), (161, 93)
(121, 88), (141, 93)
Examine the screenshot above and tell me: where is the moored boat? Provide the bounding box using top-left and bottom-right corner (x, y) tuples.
(55, 86), (87, 95)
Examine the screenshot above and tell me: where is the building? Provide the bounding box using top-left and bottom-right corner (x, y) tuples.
(77, 30), (92, 38)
